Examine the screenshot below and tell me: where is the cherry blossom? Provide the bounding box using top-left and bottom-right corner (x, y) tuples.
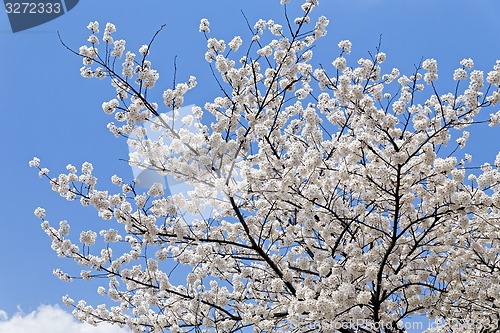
(32, 1), (500, 332)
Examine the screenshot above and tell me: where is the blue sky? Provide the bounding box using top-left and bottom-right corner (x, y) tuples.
(1, 0), (499, 332)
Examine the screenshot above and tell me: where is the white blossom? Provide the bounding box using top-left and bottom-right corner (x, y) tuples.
(138, 44), (149, 55)
(86, 21), (99, 33)
(34, 207), (45, 219)
(79, 230), (97, 246)
(338, 40), (352, 54)
(228, 36), (242, 52)
(62, 295), (74, 306)
(460, 58), (474, 69)
(199, 18), (210, 33)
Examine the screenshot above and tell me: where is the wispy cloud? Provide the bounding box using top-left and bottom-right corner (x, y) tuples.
(0, 305), (128, 333)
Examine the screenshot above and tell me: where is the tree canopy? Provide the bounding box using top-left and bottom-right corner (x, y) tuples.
(32, 1), (500, 332)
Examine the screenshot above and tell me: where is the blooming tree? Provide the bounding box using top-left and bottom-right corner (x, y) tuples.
(31, 1), (500, 332)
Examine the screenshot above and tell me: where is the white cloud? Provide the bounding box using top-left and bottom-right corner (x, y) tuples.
(0, 305), (129, 333)
(0, 311), (7, 322)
